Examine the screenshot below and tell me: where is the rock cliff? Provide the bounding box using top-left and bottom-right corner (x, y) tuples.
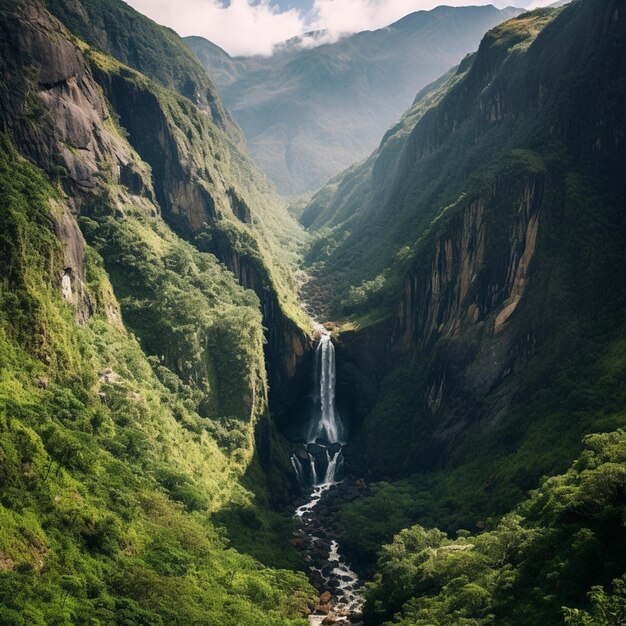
(305, 2), (626, 486)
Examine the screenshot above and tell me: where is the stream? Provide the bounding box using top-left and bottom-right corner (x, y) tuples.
(290, 325), (365, 625)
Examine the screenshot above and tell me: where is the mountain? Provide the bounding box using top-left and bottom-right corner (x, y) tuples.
(299, 1), (626, 619)
(0, 0), (316, 622)
(185, 5), (523, 196)
(1, 0), (625, 623)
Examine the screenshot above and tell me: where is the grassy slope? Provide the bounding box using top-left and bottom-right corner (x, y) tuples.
(0, 0), (315, 618)
(0, 138), (314, 624)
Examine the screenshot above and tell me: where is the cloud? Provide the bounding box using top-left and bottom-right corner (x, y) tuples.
(126, 0), (305, 56)
(125, 0), (558, 57)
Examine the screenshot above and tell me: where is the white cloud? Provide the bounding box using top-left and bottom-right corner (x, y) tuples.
(126, 0), (305, 56)
(311, 0), (478, 37)
(125, 0), (558, 57)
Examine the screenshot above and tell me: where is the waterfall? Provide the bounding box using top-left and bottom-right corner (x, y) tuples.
(291, 324), (363, 623)
(292, 325), (346, 487)
(308, 332), (344, 445)
(324, 449), (343, 484)
(290, 455), (304, 484)
(308, 453), (318, 485)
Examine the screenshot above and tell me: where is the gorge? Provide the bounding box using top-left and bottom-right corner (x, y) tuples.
(288, 325), (364, 623)
(0, 0), (625, 625)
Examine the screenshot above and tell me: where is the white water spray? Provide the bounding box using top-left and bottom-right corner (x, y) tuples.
(308, 330), (344, 445)
(291, 455), (304, 483)
(324, 449), (343, 484)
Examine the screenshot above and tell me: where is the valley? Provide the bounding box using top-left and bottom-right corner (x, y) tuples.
(0, 0), (625, 625)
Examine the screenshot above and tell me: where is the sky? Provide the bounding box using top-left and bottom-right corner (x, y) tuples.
(125, 0), (557, 57)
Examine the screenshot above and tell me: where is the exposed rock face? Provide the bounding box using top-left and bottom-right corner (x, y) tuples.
(46, 0), (233, 130)
(0, 0), (153, 213)
(335, 178), (543, 444)
(92, 68), (219, 231)
(335, 325), (388, 433)
(53, 204), (91, 323)
(394, 178), (542, 401)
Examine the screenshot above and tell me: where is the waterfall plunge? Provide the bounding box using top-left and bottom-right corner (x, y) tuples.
(308, 332), (344, 445)
(291, 327), (346, 487)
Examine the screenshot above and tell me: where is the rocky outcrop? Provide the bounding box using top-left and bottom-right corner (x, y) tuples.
(394, 178), (542, 403)
(91, 67), (220, 231)
(334, 325), (388, 434)
(53, 203), (91, 323)
(46, 0), (234, 131)
(333, 176), (543, 449)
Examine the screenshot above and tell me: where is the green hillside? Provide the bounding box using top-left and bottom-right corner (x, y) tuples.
(0, 0), (314, 622)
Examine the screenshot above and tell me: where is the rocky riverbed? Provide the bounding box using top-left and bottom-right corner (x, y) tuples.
(291, 479), (369, 625)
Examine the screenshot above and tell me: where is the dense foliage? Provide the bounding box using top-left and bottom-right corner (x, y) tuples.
(364, 430), (626, 625)
(0, 129), (313, 624)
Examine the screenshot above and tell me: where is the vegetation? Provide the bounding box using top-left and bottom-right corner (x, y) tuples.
(364, 430), (626, 625)
(48, 0), (311, 340)
(302, 10), (559, 317)
(0, 131), (313, 623)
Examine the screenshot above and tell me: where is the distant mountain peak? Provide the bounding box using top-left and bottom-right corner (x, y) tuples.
(186, 5), (525, 196)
